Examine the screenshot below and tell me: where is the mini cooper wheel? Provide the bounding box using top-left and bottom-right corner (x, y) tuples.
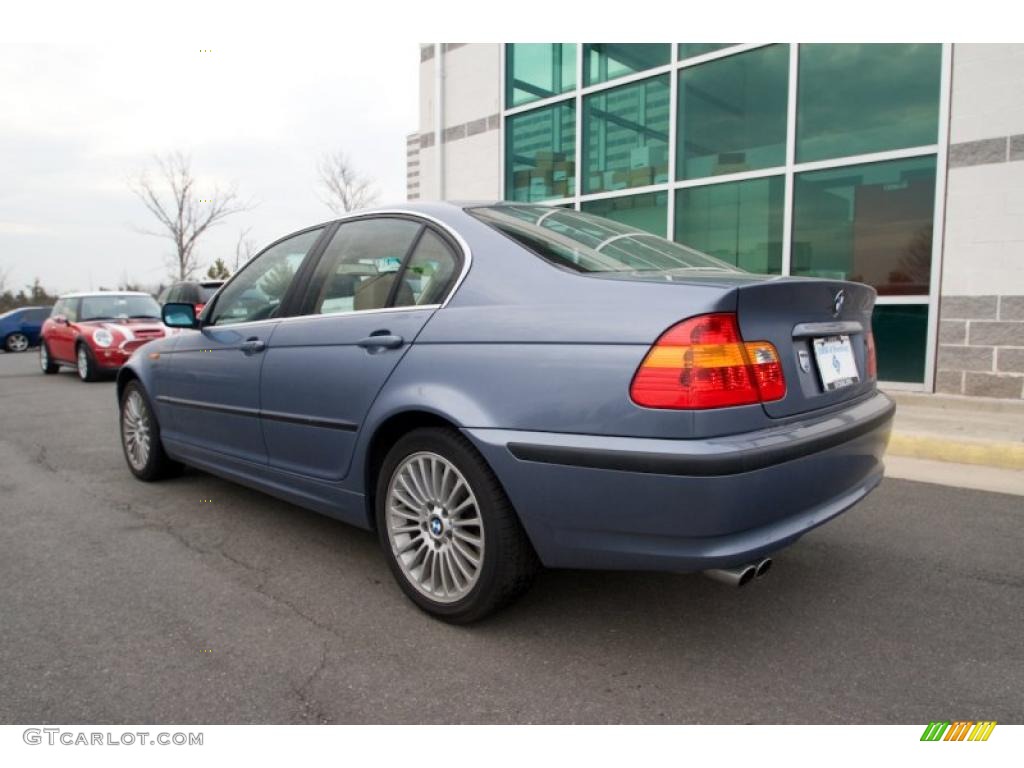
(5, 332), (29, 353)
(76, 343), (99, 382)
(119, 381), (181, 481)
(39, 342), (59, 374)
(376, 427), (538, 623)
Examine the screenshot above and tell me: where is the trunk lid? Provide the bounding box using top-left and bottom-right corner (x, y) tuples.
(734, 276), (876, 418)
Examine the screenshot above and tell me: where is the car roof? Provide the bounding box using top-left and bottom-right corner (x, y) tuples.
(59, 291), (152, 298)
(324, 200), (498, 223)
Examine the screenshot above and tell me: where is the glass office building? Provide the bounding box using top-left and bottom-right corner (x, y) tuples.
(415, 44), (1024, 398)
(502, 43), (946, 385)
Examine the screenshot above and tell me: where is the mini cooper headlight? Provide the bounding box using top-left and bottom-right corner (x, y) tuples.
(93, 328), (114, 348)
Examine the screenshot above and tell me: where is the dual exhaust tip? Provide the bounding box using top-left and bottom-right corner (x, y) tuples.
(703, 557), (772, 588)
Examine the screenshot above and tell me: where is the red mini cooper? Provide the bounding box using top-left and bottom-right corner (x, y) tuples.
(39, 291), (167, 381)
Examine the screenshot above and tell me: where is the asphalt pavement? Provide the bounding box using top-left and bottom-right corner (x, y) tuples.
(0, 350), (1021, 724)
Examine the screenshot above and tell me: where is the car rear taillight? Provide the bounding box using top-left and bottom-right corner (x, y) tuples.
(630, 313), (786, 410)
(865, 329), (878, 380)
(194, 303), (205, 314)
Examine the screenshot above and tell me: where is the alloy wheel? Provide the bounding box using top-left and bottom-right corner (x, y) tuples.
(39, 344), (49, 371)
(77, 346), (89, 380)
(7, 333), (29, 352)
(121, 390), (152, 472)
(385, 451), (486, 604)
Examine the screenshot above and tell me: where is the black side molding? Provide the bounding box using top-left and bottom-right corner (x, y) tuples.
(156, 395), (358, 432)
(507, 399), (895, 477)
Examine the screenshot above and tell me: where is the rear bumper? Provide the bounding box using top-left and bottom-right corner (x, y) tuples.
(464, 391), (894, 572)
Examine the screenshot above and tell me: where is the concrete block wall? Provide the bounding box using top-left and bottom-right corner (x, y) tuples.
(937, 296), (1024, 397)
(937, 44), (1024, 398)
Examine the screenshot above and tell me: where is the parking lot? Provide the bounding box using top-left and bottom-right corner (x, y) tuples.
(0, 349), (1021, 724)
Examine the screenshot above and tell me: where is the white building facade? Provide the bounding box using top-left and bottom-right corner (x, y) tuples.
(410, 43), (1024, 399)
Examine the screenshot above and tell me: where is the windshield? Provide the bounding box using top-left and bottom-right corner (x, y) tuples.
(79, 294), (162, 321)
(469, 204), (743, 275)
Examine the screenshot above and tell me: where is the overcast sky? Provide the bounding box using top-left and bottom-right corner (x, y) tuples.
(0, 43), (419, 294)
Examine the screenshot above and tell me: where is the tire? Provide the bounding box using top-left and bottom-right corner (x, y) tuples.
(39, 341), (59, 374)
(76, 342), (99, 382)
(119, 380), (182, 481)
(375, 427), (538, 623)
(5, 332), (29, 353)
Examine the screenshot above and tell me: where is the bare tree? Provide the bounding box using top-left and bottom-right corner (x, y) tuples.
(317, 151), (379, 214)
(129, 152), (254, 280)
(234, 226), (257, 271)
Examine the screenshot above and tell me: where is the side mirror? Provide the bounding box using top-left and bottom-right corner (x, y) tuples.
(162, 302), (198, 329)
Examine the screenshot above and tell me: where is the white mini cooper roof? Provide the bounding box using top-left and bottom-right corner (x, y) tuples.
(58, 291), (153, 299)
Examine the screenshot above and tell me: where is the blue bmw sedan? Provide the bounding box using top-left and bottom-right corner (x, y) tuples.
(117, 202), (894, 622)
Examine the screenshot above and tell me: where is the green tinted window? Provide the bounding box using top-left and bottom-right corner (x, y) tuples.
(506, 44), (576, 108)
(581, 191), (668, 236)
(584, 44), (671, 85)
(506, 102), (576, 202)
(678, 44), (788, 180)
(583, 75), (670, 194)
(873, 304), (928, 383)
(674, 176), (784, 274)
(678, 44), (734, 59)
(791, 156), (936, 295)
(797, 44), (942, 162)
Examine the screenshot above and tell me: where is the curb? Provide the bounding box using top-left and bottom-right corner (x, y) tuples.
(888, 432), (1024, 471)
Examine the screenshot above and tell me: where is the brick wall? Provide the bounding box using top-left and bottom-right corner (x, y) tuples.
(937, 295), (1024, 398)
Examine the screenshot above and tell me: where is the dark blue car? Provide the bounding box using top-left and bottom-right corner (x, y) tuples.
(1, 306), (51, 353)
(116, 203), (894, 622)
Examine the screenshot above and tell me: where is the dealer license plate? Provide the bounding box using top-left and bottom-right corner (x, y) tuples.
(812, 335), (860, 391)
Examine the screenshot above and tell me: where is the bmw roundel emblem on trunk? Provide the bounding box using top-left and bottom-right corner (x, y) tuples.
(833, 289), (846, 317)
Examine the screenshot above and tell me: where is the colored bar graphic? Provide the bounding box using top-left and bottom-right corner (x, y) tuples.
(921, 722), (949, 741)
(920, 720), (996, 742)
(968, 721), (997, 741)
(944, 721), (972, 741)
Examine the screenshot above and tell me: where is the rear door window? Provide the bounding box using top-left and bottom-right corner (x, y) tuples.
(308, 218), (422, 316)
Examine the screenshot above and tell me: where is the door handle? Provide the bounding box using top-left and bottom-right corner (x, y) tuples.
(240, 338), (266, 355)
(356, 333), (404, 351)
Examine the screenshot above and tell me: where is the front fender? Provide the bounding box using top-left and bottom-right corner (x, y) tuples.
(115, 335), (178, 407)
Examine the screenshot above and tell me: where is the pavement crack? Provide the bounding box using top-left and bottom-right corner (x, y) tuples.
(32, 445), (57, 473)
(293, 642), (331, 724)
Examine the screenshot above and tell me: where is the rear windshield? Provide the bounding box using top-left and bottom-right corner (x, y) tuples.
(199, 285), (220, 302)
(469, 204), (742, 275)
